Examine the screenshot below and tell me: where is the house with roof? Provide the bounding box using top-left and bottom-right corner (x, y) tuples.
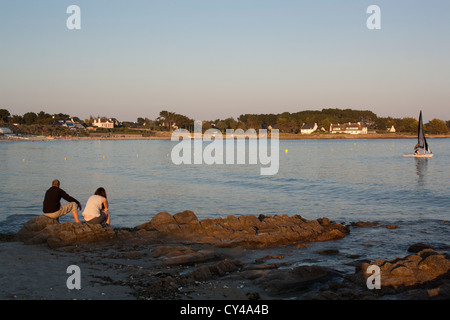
(93, 117), (117, 129)
(300, 123), (318, 134)
(62, 117), (86, 130)
(330, 122), (368, 134)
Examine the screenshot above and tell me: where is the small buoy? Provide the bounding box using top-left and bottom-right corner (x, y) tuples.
(136, 154), (139, 157)
(166, 154), (169, 157)
(103, 155), (106, 158)
(64, 157), (67, 161)
(285, 149), (288, 153)
(22, 158), (26, 162)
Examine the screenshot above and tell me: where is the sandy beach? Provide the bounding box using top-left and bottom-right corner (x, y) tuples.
(0, 240), (260, 300)
(0, 236), (270, 301)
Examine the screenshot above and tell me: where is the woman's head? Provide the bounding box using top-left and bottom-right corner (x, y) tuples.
(95, 187), (107, 198)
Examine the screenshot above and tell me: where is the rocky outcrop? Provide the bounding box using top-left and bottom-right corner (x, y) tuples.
(319, 247), (450, 299)
(136, 210), (349, 247)
(360, 248), (450, 289)
(14, 216), (116, 249)
(14, 211), (349, 249)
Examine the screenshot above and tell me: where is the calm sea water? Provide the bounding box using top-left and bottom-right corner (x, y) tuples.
(1, 138), (449, 266)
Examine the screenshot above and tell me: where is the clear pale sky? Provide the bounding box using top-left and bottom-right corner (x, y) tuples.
(1, 0), (449, 122)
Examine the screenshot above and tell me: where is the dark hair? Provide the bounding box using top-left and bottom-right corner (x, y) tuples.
(94, 187), (107, 199)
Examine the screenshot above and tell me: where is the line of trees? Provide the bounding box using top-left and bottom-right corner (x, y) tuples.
(0, 109), (70, 125)
(2, 108), (450, 135)
(145, 108), (449, 134)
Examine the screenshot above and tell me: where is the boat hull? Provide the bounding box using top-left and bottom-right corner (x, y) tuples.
(403, 154), (434, 158)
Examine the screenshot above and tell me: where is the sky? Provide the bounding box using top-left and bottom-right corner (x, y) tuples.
(1, 0), (449, 122)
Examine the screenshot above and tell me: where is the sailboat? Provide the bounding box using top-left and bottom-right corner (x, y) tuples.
(404, 111), (433, 158)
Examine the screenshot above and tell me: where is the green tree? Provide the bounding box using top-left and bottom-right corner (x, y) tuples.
(276, 113), (297, 133)
(224, 117), (238, 130)
(0, 109), (10, 123)
(425, 119), (448, 134)
(144, 118), (154, 128)
(10, 114), (23, 124)
(375, 117), (396, 131)
(174, 114), (193, 131)
(36, 111), (52, 125)
(157, 110), (177, 132)
(137, 117), (145, 124)
(23, 112), (38, 125)
(396, 117), (417, 133)
(321, 118), (331, 132)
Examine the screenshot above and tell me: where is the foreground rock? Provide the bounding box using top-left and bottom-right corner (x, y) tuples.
(14, 211), (349, 249)
(314, 247), (450, 299)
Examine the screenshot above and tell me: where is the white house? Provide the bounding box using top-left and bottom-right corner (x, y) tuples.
(93, 118), (115, 129)
(300, 123), (318, 134)
(330, 122), (368, 134)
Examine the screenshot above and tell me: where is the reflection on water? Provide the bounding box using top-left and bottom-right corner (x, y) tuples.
(415, 157), (429, 187)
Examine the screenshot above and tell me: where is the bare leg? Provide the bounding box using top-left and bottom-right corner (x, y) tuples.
(72, 209), (81, 223)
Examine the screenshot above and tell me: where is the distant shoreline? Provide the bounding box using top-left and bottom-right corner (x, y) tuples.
(2, 132), (450, 142)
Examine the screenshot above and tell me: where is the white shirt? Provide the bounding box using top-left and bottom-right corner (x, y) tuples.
(82, 195), (105, 221)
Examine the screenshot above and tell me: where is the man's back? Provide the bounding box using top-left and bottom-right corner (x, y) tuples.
(43, 186), (77, 213)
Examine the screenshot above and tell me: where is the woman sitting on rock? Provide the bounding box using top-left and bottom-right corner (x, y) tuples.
(82, 187), (110, 225)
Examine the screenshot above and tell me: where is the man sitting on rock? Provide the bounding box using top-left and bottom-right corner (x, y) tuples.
(43, 179), (82, 223)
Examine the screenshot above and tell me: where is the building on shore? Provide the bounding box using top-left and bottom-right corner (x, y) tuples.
(93, 117), (119, 129)
(300, 123), (318, 134)
(387, 125), (396, 133)
(330, 122), (368, 134)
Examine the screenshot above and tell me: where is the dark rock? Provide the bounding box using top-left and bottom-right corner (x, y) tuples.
(318, 249), (339, 255)
(408, 243), (431, 253)
(256, 265), (340, 295)
(151, 245), (217, 266)
(349, 221), (379, 228)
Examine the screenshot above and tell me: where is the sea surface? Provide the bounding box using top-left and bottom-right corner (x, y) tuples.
(1, 138), (449, 270)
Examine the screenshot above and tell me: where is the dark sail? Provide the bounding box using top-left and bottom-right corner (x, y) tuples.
(418, 111), (431, 153)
